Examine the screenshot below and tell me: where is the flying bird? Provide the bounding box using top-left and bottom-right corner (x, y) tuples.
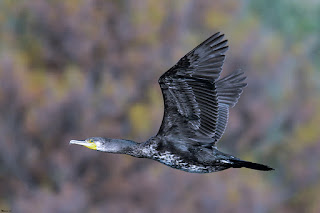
(70, 33), (273, 173)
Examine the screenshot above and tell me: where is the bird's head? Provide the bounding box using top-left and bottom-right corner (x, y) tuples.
(69, 137), (105, 151)
(69, 137), (138, 154)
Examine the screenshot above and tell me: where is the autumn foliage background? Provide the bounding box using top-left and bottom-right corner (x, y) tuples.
(1, 0), (320, 212)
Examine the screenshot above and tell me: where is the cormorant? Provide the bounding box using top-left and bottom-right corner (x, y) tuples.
(70, 32), (273, 173)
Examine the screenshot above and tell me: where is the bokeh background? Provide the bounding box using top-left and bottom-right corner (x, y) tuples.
(1, 0), (319, 212)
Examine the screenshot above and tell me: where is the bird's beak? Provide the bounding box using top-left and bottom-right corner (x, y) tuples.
(69, 140), (97, 150)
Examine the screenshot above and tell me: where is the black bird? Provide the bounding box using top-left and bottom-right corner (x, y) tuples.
(70, 33), (273, 173)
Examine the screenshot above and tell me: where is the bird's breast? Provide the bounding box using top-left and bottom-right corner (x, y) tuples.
(151, 150), (214, 173)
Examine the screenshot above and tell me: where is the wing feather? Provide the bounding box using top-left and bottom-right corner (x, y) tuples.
(213, 70), (247, 142)
(156, 33), (246, 146)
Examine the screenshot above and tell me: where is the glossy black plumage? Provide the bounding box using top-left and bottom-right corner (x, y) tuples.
(157, 32), (246, 146)
(70, 32), (273, 173)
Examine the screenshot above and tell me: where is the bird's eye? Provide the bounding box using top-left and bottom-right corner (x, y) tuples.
(90, 139), (94, 143)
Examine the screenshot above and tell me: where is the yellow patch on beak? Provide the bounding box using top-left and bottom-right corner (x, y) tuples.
(70, 140), (97, 150)
(84, 141), (97, 150)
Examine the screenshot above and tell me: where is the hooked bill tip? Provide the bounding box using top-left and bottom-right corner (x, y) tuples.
(70, 140), (77, 144)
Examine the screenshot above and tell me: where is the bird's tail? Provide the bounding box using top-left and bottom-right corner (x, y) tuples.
(229, 159), (274, 171)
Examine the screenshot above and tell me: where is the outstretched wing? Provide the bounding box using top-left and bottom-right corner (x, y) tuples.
(157, 33), (229, 146)
(213, 70), (247, 143)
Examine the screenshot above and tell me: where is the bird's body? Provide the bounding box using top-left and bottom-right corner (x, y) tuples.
(70, 32), (273, 173)
(139, 137), (236, 173)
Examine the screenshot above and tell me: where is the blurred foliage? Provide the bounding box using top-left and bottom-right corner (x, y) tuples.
(0, 0), (320, 212)
(250, 0), (320, 39)
(250, 0), (320, 70)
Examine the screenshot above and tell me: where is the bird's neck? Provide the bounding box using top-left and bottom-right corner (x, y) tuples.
(100, 138), (143, 157)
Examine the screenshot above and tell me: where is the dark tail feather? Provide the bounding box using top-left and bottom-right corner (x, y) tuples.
(230, 159), (274, 171)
